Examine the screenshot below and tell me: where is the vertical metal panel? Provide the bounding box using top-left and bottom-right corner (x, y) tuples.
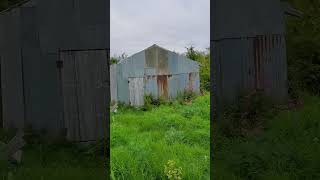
(157, 47), (169, 75)
(157, 75), (169, 98)
(0, 8), (25, 130)
(110, 64), (117, 102)
(168, 75), (179, 98)
(145, 76), (158, 97)
(167, 51), (179, 74)
(213, 34), (288, 107)
(128, 77), (144, 106)
(75, 50), (108, 141)
(60, 51), (79, 141)
(60, 50), (108, 142)
(20, 6), (42, 130)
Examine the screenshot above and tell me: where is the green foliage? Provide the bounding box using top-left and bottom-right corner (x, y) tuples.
(111, 94), (210, 179)
(110, 57), (119, 65)
(110, 52), (128, 65)
(214, 94), (320, 180)
(185, 46), (210, 92)
(143, 94), (168, 110)
(176, 90), (197, 104)
(285, 0), (320, 96)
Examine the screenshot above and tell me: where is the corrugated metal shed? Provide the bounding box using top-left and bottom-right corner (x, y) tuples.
(111, 44), (200, 106)
(0, 1), (37, 130)
(0, 0), (109, 142)
(212, 0), (285, 40)
(211, 0), (300, 113)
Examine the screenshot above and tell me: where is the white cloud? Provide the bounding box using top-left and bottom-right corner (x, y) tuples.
(111, 0), (210, 56)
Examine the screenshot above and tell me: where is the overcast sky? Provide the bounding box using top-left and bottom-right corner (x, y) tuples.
(111, 0), (210, 56)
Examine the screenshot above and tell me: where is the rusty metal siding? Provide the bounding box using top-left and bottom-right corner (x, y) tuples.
(113, 45), (200, 106)
(167, 73), (200, 99)
(212, 0), (285, 40)
(213, 35), (288, 107)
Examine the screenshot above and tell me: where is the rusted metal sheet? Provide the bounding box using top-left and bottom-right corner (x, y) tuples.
(143, 72), (200, 100)
(112, 44), (200, 106)
(213, 34), (288, 107)
(157, 75), (169, 98)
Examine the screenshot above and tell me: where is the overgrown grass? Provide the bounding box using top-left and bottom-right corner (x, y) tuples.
(111, 93), (210, 179)
(0, 132), (107, 180)
(213, 94), (320, 180)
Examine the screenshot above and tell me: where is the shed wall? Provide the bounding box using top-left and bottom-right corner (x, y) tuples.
(0, 8), (25, 129)
(213, 35), (288, 108)
(0, 0), (109, 141)
(212, 0), (285, 40)
(114, 45), (200, 106)
(36, 0), (109, 52)
(110, 64), (117, 102)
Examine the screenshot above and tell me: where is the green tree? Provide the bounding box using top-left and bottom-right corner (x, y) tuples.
(185, 46), (210, 92)
(110, 52), (128, 65)
(285, 0), (320, 96)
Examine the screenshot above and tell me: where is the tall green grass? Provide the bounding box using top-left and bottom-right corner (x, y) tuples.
(0, 134), (107, 180)
(214, 94), (320, 180)
(111, 93), (210, 180)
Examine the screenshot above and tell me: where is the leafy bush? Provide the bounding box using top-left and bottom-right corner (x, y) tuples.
(185, 46), (210, 92)
(286, 0), (320, 97)
(143, 94), (168, 110)
(176, 90), (197, 104)
(221, 91), (275, 137)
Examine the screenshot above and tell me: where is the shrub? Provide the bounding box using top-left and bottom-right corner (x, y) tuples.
(176, 90), (197, 104)
(221, 91), (275, 137)
(286, 0), (320, 97)
(143, 94), (168, 110)
(185, 46), (210, 92)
